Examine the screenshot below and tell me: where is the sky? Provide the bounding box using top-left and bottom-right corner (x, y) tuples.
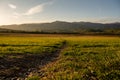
(0, 0), (120, 25)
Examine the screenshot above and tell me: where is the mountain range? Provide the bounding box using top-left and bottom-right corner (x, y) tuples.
(0, 21), (120, 34)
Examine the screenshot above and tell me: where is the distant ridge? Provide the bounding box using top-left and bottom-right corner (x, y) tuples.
(0, 28), (14, 32)
(0, 21), (120, 34)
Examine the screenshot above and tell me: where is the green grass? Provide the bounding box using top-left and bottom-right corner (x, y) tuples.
(39, 37), (120, 80)
(0, 37), (64, 56)
(0, 36), (120, 80)
(27, 76), (40, 80)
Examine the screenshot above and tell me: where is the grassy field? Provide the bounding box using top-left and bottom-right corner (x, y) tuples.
(0, 35), (120, 80)
(0, 37), (64, 55)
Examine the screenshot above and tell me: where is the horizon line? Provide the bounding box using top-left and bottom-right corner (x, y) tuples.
(0, 20), (120, 26)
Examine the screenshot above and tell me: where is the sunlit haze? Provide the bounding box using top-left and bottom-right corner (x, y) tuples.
(0, 0), (120, 25)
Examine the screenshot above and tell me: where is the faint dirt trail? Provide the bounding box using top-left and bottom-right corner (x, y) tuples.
(26, 40), (67, 79)
(0, 40), (67, 80)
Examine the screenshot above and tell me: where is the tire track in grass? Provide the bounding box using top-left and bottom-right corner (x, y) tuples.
(26, 40), (67, 80)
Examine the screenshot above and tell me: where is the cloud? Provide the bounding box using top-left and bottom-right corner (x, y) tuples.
(8, 4), (16, 9)
(11, 0), (55, 19)
(25, 4), (44, 15)
(25, 2), (53, 15)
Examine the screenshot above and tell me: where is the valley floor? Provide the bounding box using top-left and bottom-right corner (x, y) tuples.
(0, 34), (120, 80)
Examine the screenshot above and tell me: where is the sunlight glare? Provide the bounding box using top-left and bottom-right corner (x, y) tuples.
(0, 14), (10, 25)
